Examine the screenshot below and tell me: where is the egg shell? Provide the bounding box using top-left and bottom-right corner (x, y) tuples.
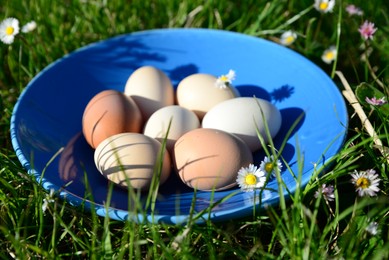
(82, 90), (143, 149)
(176, 73), (239, 119)
(202, 97), (282, 152)
(173, 128), (253, 191)
(143, 105), (200, 152)
(124, 66), (175, 121)
(94, 133), (171, 191)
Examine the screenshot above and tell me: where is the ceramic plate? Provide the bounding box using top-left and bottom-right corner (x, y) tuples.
(10, 28), (348, 224)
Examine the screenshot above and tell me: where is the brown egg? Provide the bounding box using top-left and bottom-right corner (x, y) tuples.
(173, 128), (253, 191)
(94, 133), (171, 191)
(82, 90), (142, 149)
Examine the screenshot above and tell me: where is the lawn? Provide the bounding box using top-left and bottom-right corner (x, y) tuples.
(1, 0), (389, 259)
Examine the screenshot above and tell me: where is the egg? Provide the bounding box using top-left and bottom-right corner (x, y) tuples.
(94, 133), (171, 191)
(173, 128), (253, 191)
(202, 97), (282, 152)
(124, 66), (175, 121)
(82, 90), (143, 149)
(143, 105), (200, 152)
(176, 73), (239, 119)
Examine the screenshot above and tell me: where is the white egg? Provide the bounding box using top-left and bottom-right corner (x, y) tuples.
(202, 97), (282, 152)
(124, 66), (174, 121)
(143, 105), (200, 152)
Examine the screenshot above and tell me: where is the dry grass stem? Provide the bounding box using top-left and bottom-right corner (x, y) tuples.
(336, 71), (389, 163)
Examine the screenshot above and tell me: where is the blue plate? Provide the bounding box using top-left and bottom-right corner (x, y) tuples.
(10, 28), (348, 224)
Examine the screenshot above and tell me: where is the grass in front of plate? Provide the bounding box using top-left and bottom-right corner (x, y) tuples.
(1, 0), (389, 258)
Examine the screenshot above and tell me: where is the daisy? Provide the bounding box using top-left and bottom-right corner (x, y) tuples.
(21, 20), (37, 33)
(280, 31), (297, 46)
(215, 69), (236, 89)
(259, 155), (283, 177)
(321, 45), (337, 64)
(351, 169), (381, 197)
(314, 0), (335, 13)
(0, 17), (20, 44)
(359, 21), (378, 40)
(365, 221), (379, 236)
(236, 164), (266, 192)
(345, 4), (363, 16)
(314, 183), (335, 201)
(365, 96), (387, 106)
(42, 189), (55, 213)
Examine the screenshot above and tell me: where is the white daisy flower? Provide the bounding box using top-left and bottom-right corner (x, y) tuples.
(0, 17), (20, 44)
(215, 69), (236, 89)
(321, 45), (337, 64)
(42, 189), (55, 213)
(365, 221), (379, 236)
(236, 164), (266, 192)
(351, 169), (381, 197)
(21, 20), (37, 33)
(280, 31), (297, 46)
(314, 0), (335, 13)
(259, 155), (283, 177)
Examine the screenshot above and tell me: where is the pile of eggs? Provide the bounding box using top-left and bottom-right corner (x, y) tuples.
(82, 66), (282, 192)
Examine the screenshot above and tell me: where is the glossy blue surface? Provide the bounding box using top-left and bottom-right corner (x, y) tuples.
(10, 28), (348, 224)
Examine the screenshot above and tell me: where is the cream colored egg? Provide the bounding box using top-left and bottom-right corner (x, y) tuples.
(124, 66), (174, 121)
(176, 73), (239, 119)
(94, 133), (171, 191)
(202, 97), (282, 152)
(143, 105), (200, 152)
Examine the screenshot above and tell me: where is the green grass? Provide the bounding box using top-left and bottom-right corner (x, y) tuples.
(1, 0), (389, 258)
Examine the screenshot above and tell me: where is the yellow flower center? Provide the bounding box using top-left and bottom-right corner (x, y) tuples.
(285, 35), (295, 44)
(220, 75), (228, 82)
(319, 2), (329, 10)
(325, 51), (334, 60)
(5, 26), (14, 35)
(265, 162), (274, 173)
(356, 177), (370, 189)
(245, 174), (257, 185)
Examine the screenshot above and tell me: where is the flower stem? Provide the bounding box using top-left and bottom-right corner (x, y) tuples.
(330, 0), (342, 79)
(362, 41), (386, 93)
